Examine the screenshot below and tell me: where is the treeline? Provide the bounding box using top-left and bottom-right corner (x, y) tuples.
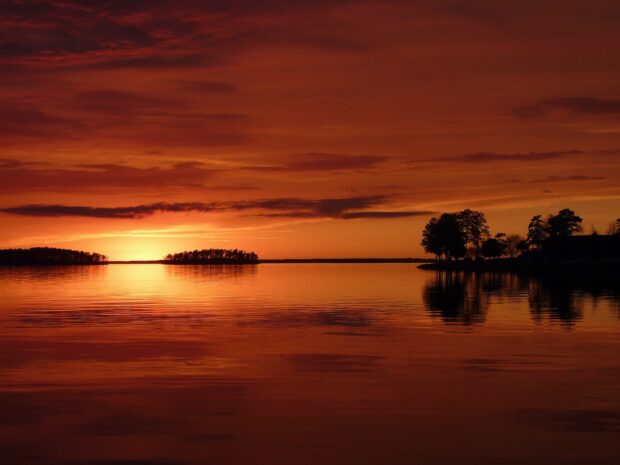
(163, 248), (259, 264)
(422, 208), (620, 261)
(0, 247), (108, 266)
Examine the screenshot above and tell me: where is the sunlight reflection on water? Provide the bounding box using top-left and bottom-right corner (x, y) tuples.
(0, 264), (619, 465)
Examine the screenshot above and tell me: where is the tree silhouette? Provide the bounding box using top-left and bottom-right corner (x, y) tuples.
(420, 207), (617, 264)
(421, 214), (467, 261)
(546, 209), (583, 237)
(163, 248), (259, 264)
(526, 215), (547, 249)
(456, 209), (490, 255)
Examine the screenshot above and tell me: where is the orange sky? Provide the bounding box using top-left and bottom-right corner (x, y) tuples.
(1, 0), (620, 260)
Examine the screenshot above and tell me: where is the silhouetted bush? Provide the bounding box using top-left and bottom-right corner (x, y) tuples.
(163, 248), (259, 264)
(0, 247), (107, 265)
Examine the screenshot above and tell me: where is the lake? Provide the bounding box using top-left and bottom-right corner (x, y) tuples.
(1, 264), (619, 465)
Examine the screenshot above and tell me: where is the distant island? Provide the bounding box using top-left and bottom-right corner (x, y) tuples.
(163, 248), (259, 264)
(0, 246), (429, 266)
(260, 258), (430, 264)
(0, 247), (107, 266)
(418, 208), (620, 275)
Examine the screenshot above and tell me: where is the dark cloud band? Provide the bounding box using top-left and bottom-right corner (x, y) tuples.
(515, 97), (620, 118)
(1, 197), (432, 221)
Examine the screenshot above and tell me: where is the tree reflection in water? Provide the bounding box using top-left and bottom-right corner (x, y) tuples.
(423, 271), (620, 327)
(528, 280), (583, 327)
(423, 272), (488, 325)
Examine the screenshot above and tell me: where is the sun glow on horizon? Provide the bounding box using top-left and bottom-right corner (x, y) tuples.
(69, 237), (187, 262)
(114, 243), (169, 261)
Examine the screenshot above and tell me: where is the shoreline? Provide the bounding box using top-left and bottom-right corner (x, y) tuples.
(417, 257), (620, 279)
(1, 258), (432, 266)
(116, 258), (431, 264)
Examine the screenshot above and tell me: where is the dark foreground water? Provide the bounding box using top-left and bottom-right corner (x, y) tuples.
(1, 264), (619, 465)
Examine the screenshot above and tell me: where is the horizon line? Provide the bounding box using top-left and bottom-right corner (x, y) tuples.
(106, 257), (431, 264)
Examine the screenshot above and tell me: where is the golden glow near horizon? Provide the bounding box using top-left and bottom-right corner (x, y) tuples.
(106, 239), (173, 262)
(1, 1), (620, 259)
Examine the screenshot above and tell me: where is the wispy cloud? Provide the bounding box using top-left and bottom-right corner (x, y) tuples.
(340, 211), (429, 219)
(532, 175), (606, 183)
(1, 196), (433, 220)
(0, 93), (252, 147)
(417, 149), (583, 164)
(0, 202), (217, 219)
(0, 0), (368, 71)
(515, 97), (620, 118)
(174, 80), (237, 93)
(243, 153), (388, 172)
(0, 161), (219, 193)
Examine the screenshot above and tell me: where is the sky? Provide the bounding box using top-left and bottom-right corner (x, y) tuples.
(1, 0), (620, 260)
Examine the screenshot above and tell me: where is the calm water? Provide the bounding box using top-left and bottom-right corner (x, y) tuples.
(1, 264), (619, 465)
